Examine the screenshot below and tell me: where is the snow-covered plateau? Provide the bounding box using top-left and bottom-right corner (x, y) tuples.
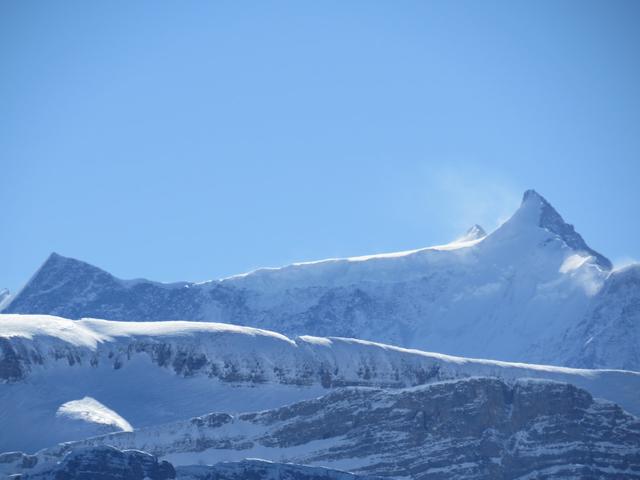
(4, 190), (639, 371)
(1, 314), (639, 455)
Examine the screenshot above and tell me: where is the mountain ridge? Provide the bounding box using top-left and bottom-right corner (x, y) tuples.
(3, 190), (637, 370)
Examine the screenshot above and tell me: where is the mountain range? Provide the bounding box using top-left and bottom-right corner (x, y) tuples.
(4, 190), (639, 370)
(2, 189), (640, 479)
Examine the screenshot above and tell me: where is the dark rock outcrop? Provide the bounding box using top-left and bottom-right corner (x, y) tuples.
(17, 446), (175, 480)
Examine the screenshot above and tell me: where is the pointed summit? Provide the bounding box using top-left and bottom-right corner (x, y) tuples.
(522, 188), (546, 204)
(44, 251), (69, 265)
(456, 224), (487, 243)
(37, 252), (100, 277)
(501, 189), (612, 270)
(2, 253), (118, 317)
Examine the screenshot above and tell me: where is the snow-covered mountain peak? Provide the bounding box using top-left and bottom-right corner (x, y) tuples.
(504, 189), (563, 230)
(522, 188), (546, 204)
(43, 252), (79, 269)
(32, 252), (102, 284)
(456, 224), (487, 243)
(484, 189), (612, 270)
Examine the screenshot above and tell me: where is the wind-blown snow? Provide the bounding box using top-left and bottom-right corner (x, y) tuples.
(57, 397), (133, 432)
(560, 254), (591, 273)
(0, 289), (11, 312)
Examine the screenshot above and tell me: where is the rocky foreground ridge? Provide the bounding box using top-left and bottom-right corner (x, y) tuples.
(3, 377), (639, 479)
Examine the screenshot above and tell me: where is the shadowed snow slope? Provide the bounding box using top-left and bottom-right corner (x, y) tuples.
(3, 190), (638, 369)
(1, 314), (639, 453)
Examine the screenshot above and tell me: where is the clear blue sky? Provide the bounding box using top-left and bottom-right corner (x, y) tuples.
(2, 0), (640, 292)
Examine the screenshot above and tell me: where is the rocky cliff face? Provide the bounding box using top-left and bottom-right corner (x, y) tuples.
(5, 190), (636, 370)
(8, 378), (640, 480)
